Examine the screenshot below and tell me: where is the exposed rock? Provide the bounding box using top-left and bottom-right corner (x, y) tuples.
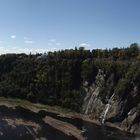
(82, 69), (105, 119)
(82, 68), (140, 135)
(43, 116), (85, 140)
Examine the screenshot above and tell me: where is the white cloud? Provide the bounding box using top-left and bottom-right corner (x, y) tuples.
(0, 46), (12, 54)
(0, 46), (59, 54)
(79, 43), (91, 47)
(24, 40), (34, 44)
(48, 39), (62, 47)
(11, 35), (16, 39)
(48, 43), (53, 46)
(34, 48), (49, 53)
(23, 37), (29, 40)
(0, 46), (31, 54)
(55, 43), (61, 46)
(50, 39), (56, 42)
(18, 48), (50, 54)
(51, 47), (57, 51)
(18, 48), (31, 52)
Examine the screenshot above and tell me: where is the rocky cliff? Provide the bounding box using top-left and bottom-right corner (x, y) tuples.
(82, 66), (140, 134)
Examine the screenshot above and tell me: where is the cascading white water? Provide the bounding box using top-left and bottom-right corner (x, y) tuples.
(101, 92), (115, 124)
(102, 104), (111, 124)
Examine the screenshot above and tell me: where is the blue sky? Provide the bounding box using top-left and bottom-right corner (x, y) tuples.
(0, 0), (140, 54)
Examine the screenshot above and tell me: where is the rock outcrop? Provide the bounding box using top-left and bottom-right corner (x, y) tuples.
(82, 68), (140, 134)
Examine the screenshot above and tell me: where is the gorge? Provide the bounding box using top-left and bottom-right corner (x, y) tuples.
(0, 44), (140, 139)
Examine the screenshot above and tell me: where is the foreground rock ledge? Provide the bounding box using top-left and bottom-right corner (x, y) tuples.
(43, 116), (85, 140)
(0, 97), (137, 136)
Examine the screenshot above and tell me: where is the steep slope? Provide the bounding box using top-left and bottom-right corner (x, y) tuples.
(82, 62), (140, 134)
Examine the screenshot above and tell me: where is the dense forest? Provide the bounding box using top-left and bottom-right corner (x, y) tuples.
(0, 43), (140, 112)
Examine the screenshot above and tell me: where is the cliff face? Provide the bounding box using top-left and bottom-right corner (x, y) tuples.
(82, 69), (104, 119)
(82, 68), (140, 134)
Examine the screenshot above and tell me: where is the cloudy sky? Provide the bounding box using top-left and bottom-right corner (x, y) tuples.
(0, 0), (140, 54)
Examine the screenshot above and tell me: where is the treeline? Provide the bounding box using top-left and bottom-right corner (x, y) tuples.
(0, 43), (140, 112)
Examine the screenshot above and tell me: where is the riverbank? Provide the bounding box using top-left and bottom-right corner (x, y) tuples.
(0, 97), (100, 124)
(0, 97), (136, 138)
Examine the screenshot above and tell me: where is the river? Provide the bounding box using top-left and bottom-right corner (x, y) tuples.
(0, 105), (137, 140)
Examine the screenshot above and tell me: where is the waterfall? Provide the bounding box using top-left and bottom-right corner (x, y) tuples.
(101, 92), (115, 124)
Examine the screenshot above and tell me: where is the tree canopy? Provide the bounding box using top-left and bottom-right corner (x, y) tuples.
(0, 43), (139, 112)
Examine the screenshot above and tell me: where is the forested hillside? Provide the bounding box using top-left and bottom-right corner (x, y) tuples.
(0, 43), (140, 112)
